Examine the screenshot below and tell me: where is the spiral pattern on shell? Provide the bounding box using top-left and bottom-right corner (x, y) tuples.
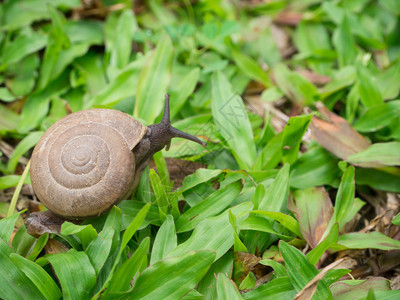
(30, 109), (146, 219)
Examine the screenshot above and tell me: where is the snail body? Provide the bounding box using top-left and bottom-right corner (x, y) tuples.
(29, 95), (205, 223)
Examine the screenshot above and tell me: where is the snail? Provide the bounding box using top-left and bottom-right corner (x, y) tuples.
(26, 94), (206, 235)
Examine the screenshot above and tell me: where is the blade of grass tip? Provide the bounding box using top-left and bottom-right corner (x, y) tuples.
(7, 160), (31, 217)
(92, 203), (150, 299)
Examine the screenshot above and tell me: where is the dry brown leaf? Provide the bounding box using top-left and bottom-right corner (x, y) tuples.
(45, 239), (69, 254)
(294, 258), (345, 300)
(234, 252), (261, 283)
(270, 23), (296, 58)
(310, 102), (384, 168)
(274, 11), (303, 26)
(297, 69), (331, 86)
(288, 188), (333, 248)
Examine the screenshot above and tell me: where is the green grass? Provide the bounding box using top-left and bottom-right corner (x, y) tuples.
(1, 0), (400, 299)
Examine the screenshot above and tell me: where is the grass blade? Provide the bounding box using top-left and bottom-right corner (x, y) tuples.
(10, 253), (62, 300)
(122, 250), (215, 300)
(150, 215), (177, 265)
(211, 71), (256, 169)
(134, 36), (173, 123)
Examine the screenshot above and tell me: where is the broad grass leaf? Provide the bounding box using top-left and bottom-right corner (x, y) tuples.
(320, 66), (356, 98)
(106, 10), (137, 74)
(87, 55), (148, 107)
(307, 224), (339, 265)
(135, 166), (151, 203)
(41, 98), (68, 130)
(346, 81), (361, 123)
(252, 132), (282, 171)
(18, 71), (69, 133)
(0, 175), (30, 190)
(211, 71), (257, 169)
(1, 30), (47, 65)
(27, 233), (49, 261)
(379, 0), (400, 13)
(169, 67), (200, 119)
(38, 249), (96, 299)
(393, 213), (400, 225)
(289, 187), (333, 247)
(51, 43), (91, 81)
(294, 22), (331, 55)
(169, 201), (253, 261)
(121, 203), (150, 252)
(238, 214), (293, 240)
(273, 63), (319, 105)
(333, 13), (357, 68)
(176, 181), (242, 233)
(348, 142), (400, 166)
(92, 203), (150, 297)
(242, 277), (296, 300)
(102, 205), (122, 252)
(282, 115), (312, 165)
(229, 210), (247, 253)
(11, 225), (36, 257)
(198, 252), (234, 299)
(153, 152), (170, 188)
(65, 20), (103, 45)
(334, 166), (355, 227)
(149, 169), (169, 218)
(1, 0), (80, 30)
(216, 273), (244, 300)
(10, 253), (62, 300)
(250, 211), (301, 238)
(330, 277), (391, 300)
(118, 200), (161, 229)
(367, 290), (400, 299)
(106, 237), (150, 294)
(354, 100), (400, 132)
(0, 239), (45, 300)
(150, 215), (177, 265)
(279, 241), (332, 299)
(357, 65), (383, 107)
(259, 163), (289, 212)
(259, 259), (287, 277)
(232, 50), (270, 86)
(250, 184), (265, 211)
(122, 250), (215, 300)
(61, 222), (97, 249)
(134, 36), (173, 123)
(0, 211), (23, 243)
(0, 104), (19, 133)
(6, 131), (43, 173)
(6, 52), (39, 97)
(377, 62), (400, 100)
(324, 269), (351, 286)
(337, 232), (400, 250)
(179, 169), (223, 193)
(74, 52), (106, 98)
(86, 226), (114, 275)
(355, 168), (400, 193)
(294, 21), (332, 74)
(37, 5), (70, 90)
(181, 289), (204, 299)
(290, 147), (340, 189)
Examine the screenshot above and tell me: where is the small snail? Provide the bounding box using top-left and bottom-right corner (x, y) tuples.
(26, 95), (205, 235)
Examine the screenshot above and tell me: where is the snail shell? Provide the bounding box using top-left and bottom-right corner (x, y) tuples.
(30, 109), (146, 219)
